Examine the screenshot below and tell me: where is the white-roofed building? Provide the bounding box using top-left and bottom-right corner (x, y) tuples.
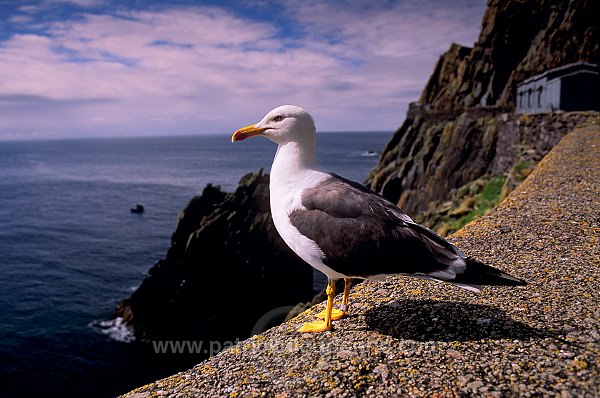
(515, 62), (599, 114)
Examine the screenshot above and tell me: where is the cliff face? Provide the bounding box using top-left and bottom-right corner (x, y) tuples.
(114, 172), (313, 343)
(367, 109), (596, 218)
(421, 0), (599, 111)
(367, 0), (599, 218)
(414, 112), (598, 235)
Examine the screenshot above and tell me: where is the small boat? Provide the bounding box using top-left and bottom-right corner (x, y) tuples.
(130, 204), (144, 213)
(361, 150), (377, 157)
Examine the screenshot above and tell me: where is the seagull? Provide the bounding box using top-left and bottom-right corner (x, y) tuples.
(232, 105), (526, 333)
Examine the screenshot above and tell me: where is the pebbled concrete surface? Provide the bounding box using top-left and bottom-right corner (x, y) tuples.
(120, 126), (599, 397)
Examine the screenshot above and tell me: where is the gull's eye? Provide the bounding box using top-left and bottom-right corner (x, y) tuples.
(273, 115), (284, 122)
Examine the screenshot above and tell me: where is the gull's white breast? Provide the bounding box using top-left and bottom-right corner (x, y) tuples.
(269, 167), (347, 280)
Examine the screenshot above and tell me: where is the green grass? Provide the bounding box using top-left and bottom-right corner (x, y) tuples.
(480, 175), (505, 202)
(445, 175), (506, 231)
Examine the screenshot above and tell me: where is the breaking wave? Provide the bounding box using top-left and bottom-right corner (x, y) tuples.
(90, 317), (135, 343)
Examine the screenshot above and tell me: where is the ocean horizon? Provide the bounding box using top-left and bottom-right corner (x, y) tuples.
(0, 131), (392, 398)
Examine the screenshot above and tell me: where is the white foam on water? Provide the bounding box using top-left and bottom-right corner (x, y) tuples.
(92, 317), (135, 343)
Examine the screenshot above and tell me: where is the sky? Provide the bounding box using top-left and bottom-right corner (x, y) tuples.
(0, 0), (487, 140)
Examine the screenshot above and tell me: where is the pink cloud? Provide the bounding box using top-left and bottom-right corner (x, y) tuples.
(0, 1), (486, 139)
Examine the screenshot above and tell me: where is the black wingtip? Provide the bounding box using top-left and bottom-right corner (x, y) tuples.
(455, 258), (527, 287)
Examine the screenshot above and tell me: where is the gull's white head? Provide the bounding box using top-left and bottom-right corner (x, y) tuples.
(231, 105), (316, 146)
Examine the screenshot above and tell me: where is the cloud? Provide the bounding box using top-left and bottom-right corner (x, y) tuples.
(48, 0), (106, 7)
(0, 0), (486, 139)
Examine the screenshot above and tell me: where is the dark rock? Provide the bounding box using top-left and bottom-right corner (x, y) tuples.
(367, 109), (503, 216)
(113, 171), (314, 344)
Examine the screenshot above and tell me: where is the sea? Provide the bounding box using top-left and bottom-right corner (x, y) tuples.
(0, 132), (392, 398)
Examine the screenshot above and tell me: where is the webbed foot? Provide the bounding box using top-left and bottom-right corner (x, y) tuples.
(297, 320), (331, 333)
(316, 308), (346, 320)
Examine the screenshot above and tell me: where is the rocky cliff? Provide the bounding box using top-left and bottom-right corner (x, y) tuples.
(366, 0), (599, 228)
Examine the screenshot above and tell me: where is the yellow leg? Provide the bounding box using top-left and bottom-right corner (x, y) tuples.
(341, 278), (352, 309)
(316, 278), (352, 320)
(298, 279), (335, 332)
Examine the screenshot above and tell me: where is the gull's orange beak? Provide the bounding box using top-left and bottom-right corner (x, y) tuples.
(231, 124), (270, 142)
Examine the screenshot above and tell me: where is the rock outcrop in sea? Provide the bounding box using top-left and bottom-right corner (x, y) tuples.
(114, 172), (313, 344)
